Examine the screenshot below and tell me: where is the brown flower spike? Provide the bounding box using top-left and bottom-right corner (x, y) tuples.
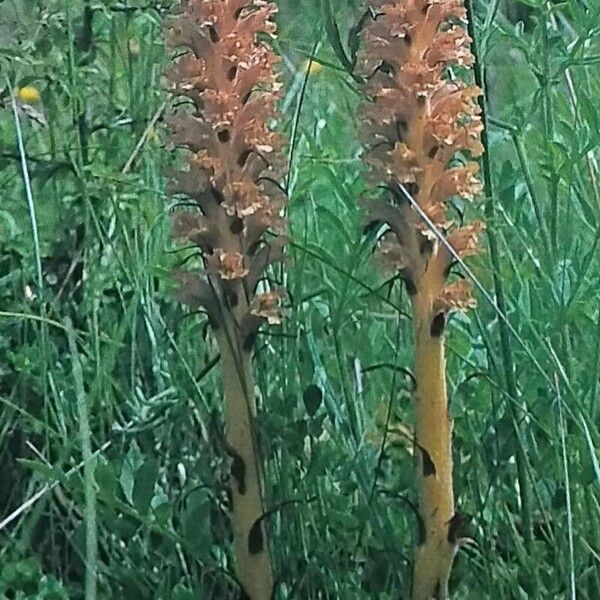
(359, 1), (484, 598)
(166, 1), (286, 598)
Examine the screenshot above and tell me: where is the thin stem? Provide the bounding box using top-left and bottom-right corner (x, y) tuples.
(556, 376), (576, 600)
(6, 82), (44, 299)
(590, 300), (600, 420)
(512, 134), (553, 264)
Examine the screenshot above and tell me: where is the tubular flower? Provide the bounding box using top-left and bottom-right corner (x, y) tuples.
(359, 1), (484, 598)
(165, 2), (285, 598)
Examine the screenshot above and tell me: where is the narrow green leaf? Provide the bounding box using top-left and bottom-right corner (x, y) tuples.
(581, 416), (600, 487)
(16, 458), (57, 480)
(321, 0), (353, 74)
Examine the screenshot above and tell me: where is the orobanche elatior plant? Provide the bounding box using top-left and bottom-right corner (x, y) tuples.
(359, 1), (484, 598)
(165, 1), (286, 598)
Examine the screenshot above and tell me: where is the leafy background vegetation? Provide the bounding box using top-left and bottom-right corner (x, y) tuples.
(0, 0), (599, 598)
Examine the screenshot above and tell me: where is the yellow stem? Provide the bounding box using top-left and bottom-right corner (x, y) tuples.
(411, 265), (456, 600)
(218, 327), (273, 600)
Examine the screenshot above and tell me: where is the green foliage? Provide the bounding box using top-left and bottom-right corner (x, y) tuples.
(0, 0), (599, 598)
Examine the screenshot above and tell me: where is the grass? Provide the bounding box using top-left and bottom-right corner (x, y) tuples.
(0, 0), (599, 598)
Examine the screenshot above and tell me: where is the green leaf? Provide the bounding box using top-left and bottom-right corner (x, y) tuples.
(171, 584), (195, 600)
(182, 488), (212, 559)
(132, 459), (158, 516)
(303, 384), (323, 417)
(39, 575), (68, 599)
(95, 461), (119, 505)
(16, 458), (57, 481)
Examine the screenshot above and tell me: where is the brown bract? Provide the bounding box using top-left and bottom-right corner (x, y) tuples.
(360, 0), (484, 314)
(166, 0), (286, 337)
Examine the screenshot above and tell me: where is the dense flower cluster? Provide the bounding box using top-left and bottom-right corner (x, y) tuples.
(360, 0), (484, 314)
(166, 0), (286, 341)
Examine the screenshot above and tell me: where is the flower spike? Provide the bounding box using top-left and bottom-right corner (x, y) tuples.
(165, 2), (286, 598)
(359, 1), (484, 598)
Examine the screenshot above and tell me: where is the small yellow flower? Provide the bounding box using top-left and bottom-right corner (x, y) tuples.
(16, 86), (42, 104)
(300, 58), (323, 76)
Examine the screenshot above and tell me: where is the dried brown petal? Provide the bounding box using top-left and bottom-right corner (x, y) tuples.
(377, 232), (409, 273)
(388, 143), (423, 183)
(446, 221), (485, 260)
(427, 27), (474, 68)
(212, 250), (249, 280)
(171, 211), (216, 249)
(434, 279), (476, 313)
(432, 162), (483, 202)
(250, 290), (287, 325)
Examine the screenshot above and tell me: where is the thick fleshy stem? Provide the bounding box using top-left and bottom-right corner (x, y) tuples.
(165, 2), (287, 597)
(218, 323), (273, 600)
(359, 1), (484, 597)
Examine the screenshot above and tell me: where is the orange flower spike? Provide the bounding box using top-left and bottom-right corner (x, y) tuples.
(359, 1), (484, 599)
(165, 2), (286, 598)
(166, 0), (286, 335)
